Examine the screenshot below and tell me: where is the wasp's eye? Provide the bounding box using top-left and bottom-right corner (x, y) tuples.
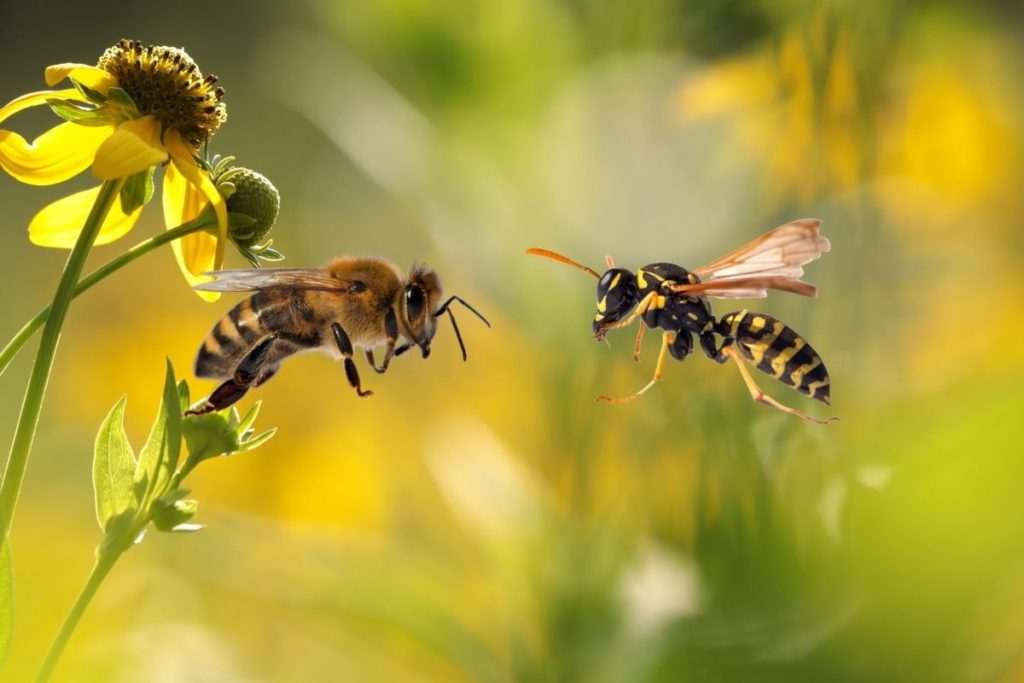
(405, 285), (426, 320)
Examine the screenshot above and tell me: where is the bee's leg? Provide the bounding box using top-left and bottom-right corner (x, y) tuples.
(597, 331), (673, 404)
(187, 335), (277, 416)
(632, 323), (645, 362)
(722, 346), (838, 425)
(332, 322), (373, 397)
(368, 307), (400, 374)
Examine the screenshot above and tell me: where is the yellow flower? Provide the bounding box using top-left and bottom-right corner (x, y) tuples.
(0, 39), (228, 298)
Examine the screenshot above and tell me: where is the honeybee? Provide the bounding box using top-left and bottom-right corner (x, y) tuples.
(186, 256), (490, 415)
(527, 219), (837, 424)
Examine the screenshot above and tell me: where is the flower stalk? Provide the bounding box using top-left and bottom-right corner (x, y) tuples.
(32, 363), (274, 682)
(0, 178), (123, 539)
(0, 210), (250, 380)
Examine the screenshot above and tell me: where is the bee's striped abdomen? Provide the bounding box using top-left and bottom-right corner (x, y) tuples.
(716, 310), (830, 404)
(195, 294), (271, 379)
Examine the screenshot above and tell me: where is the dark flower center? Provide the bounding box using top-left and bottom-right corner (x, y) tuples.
(98, 39), (226, 151)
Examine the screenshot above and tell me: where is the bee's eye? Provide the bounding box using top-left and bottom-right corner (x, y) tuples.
(405, 285), (426, 320)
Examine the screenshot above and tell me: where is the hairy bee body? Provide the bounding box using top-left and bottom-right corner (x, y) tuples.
(195, 256), (410, 383)
(187, 256), (488, 415)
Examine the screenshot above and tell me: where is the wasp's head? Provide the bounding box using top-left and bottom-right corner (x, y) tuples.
(593, 268), (639, 340)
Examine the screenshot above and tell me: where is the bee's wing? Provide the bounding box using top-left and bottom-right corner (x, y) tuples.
(193, 268), (359, 293)
(680, 218), (829, 298)
(670, 276), (818, 299)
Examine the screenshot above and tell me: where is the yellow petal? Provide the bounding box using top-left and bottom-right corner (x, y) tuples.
(167, 132), (227, 264)
(92, 115), (167, 179)
(163, 160), (220, 302)
(0, 88), (80, 124)
(0, 121), (113, 186)
(29, 185), (143, 248)
(44, 64), (116, 93)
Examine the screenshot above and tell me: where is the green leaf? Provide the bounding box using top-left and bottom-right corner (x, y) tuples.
(105, 87), (138, 114)
(0, 541), (12, 665)
(134, 360), (183, 506)
(177, 380), (191, 413)
(46, 98), (109, 126)
(93, 396), (138, 532)
(119, 167), (155, 215)
(71, 78), (107, 104)
(182, 412), (240, 464)
(238, 428), (277, 453)
(152, 497), (199, 532)
(259, 248), (286, 262)
(228, 212), (256, 231)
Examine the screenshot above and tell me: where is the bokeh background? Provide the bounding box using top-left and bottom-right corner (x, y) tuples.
(2, 0), (1023, 681)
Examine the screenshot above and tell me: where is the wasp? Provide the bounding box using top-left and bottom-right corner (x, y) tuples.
(527, 219), (837, 424)
(186, 256), (490, 415)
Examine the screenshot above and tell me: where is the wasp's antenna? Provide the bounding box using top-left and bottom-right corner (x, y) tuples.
(435, 296), (491, 361)
(526, 248), (601, 280)
(605, 254), (615, 269)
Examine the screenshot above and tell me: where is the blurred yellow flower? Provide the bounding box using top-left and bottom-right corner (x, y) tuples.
(678, 27), (862, 205)
(0, 39), (228, 296)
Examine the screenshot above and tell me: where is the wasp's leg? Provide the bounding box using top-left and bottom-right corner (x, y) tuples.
(632, 323), (646, 362)
(597, 331), (673, 404)
(596, 291), (656, 338)
(332, 322), (373, 397)
(669, 330), (694, 361)
(723, 346), (838, 425)
(699, 330), (729, 363)
(187, 335), (278, 416)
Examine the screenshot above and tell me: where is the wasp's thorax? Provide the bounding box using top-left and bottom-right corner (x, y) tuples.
(401, 265), (443, 358)
(593, 268), (639, 340)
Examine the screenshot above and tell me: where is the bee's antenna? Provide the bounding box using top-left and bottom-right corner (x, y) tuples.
(435, 296), (491, 361)
(526, 248), (601, 280)
(605, 254), (615, 269)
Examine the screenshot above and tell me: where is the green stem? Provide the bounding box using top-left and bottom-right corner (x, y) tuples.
(34, 545), (124, 683)
(0, 180), (122, 540)
(0, 214), (217, 381)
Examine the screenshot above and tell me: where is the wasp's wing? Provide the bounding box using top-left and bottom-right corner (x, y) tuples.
(671, 276), (818, 299)
(693, 219), (830, 281)
(193, 268), (358, 293)
(680, 219), (829, 298)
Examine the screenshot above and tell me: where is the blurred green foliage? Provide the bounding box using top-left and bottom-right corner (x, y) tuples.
(1, 0), (1022, 681)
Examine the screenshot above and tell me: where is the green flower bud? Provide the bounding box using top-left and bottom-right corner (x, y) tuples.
(224, 167), (280, 247)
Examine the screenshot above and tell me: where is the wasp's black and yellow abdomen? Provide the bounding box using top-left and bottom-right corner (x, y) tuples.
(716, 310), (830, 404)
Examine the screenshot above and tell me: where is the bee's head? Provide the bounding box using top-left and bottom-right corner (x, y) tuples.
(593, 268), (638, 340)
(401, 264), (443, 358)
(400, 263), (491, 361)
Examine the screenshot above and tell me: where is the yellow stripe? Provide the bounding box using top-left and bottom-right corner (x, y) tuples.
(805, 377), (830, 395)
(788, 356), (822, 386)
(610, 272), (621, 289)
(748, 316), (766, 333)
(218, 315), (242, 341)
(730, 310), (747, 337)
(770, 337), (806, 377)
(759, 321), (784, 348)
(636, 269), (647, 289)
(654, 295), (666, 309)
(746, 342), (766, 365)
